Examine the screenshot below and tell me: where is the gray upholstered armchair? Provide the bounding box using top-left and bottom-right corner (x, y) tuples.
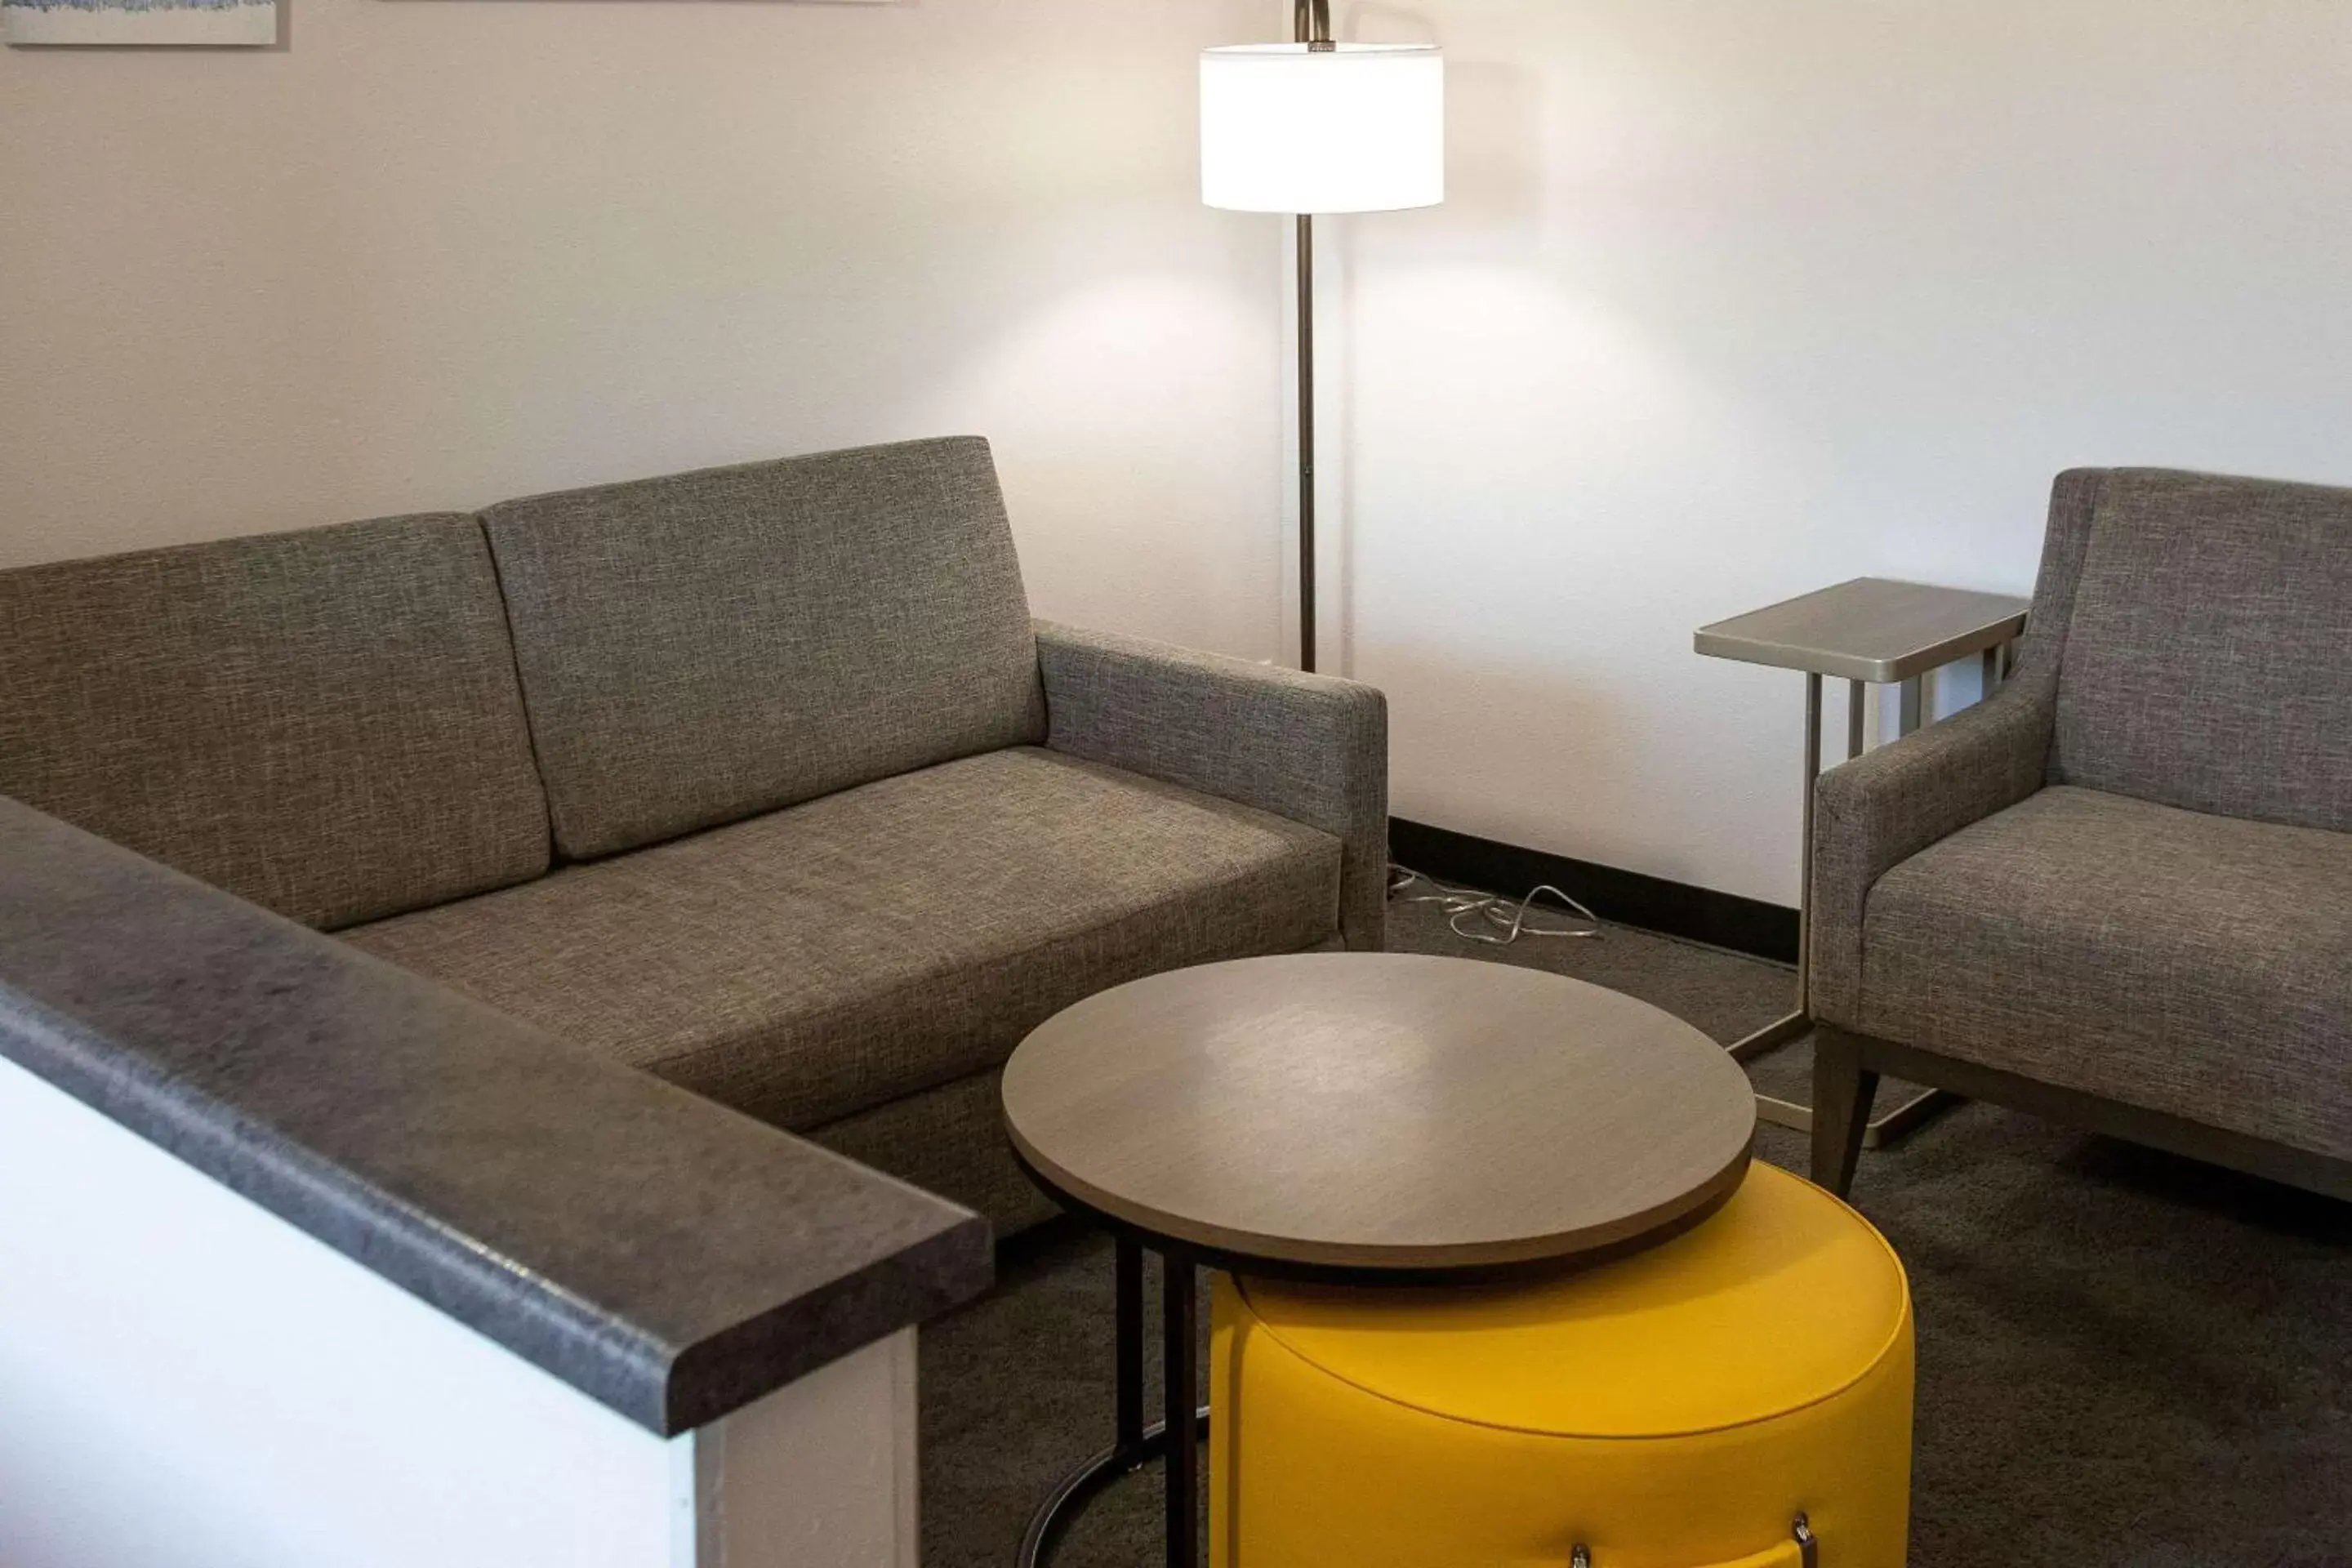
(1808, 467), (2352, 1200)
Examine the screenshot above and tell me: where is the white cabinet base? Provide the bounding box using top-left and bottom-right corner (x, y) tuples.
(0, 1054), (919, 1568)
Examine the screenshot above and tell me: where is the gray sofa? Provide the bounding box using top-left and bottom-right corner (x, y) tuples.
(0, 436), (1387, 1232)
(1809, 467), (2350, 1200)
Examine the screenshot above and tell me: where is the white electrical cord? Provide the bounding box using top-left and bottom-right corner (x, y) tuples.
(1387, 864), (1604, 947)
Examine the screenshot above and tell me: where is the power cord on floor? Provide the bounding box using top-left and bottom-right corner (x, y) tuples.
(1387, 864), (1605, 947)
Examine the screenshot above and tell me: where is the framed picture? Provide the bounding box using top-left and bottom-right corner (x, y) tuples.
(3, 0), (275, 46)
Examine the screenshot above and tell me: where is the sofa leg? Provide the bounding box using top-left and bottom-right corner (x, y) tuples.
(1811, 1028), (1879, 1198)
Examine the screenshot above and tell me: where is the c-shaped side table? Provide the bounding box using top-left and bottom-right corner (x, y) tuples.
(1695, 576), (2030, 1146)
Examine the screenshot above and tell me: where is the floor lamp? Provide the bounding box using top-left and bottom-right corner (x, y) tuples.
(1200, 2), (1444, 674)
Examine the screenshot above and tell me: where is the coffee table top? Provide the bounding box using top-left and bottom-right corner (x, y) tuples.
(1001, 954), (1756, 1276)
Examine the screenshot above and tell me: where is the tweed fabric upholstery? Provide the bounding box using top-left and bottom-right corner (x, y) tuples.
(812, 1071), (1059, 1238)
(1035, 621), (1388, 951)
(1859, 787), (2352, 1160)
(2020, 467), (2105, 676)
(345, 747), (1340, 1132)
(482, 437), (1048, 861)
(0, 516), (548, 930)
(2051, 468), (2352, 833)
(1809, 670), (2056, 1028)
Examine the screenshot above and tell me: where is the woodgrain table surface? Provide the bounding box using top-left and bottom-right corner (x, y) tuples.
(1002, 953), (1757, 1275)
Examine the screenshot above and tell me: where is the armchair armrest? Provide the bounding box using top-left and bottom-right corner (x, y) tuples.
(1034, 620), (1388, 951)
(1810, 670), (2056, 1026)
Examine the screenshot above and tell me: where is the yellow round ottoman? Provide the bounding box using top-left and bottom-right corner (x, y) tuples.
(1208, 1163), (1913, 1567)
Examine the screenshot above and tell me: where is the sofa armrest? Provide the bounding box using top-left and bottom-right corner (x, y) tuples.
(1034, 621), (1388, 951)
(1810, 670), (2056, 1026)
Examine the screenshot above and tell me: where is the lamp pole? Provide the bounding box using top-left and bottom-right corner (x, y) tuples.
(1293, 0), (1331, 672)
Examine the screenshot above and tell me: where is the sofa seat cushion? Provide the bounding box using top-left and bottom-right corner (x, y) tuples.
(344, 747), (1341, 1131)
(1859, 786), (2352, 1159)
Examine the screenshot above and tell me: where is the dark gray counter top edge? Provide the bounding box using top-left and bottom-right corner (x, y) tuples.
(0, 799), (995, 1437)
(0, 985), (673, 1416)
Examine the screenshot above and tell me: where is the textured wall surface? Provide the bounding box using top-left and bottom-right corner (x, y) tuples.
(6, 2), (2350, 903)
(0, 0), (1282, 659)
(1325, 2), (2352, 900)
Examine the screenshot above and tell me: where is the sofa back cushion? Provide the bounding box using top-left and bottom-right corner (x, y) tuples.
(480, 437), (1047, 861)
(0, 515), (551, 929)
(2051, 467), (2352, 833)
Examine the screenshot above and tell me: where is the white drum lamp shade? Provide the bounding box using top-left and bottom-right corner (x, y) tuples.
(1200, 43), (1445, 214)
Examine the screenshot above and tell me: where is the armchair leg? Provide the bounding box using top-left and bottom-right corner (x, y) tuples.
(1811, 1027), (1880, 1198)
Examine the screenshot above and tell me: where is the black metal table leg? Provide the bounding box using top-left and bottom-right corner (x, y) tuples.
(1116, 1236), (1144, 1452)
(1164, 1257), (1199, 1568)
(1016, 1241), (1211, 1568)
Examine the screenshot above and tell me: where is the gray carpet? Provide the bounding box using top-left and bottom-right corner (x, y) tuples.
(921, 900), (2352, 1566)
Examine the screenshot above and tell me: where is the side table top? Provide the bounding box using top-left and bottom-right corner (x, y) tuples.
(1695, 576), (2029, 684)
(1001, 954), (1755, 1276)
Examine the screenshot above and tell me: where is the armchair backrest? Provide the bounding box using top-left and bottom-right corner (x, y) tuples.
(2032, 467), (2352, 834)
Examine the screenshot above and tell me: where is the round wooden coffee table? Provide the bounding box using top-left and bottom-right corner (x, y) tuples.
(1000, 952), (1757, 1568)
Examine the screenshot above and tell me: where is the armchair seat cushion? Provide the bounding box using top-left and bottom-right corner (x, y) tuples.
(345, 746), (1341, 1132)
(1858, 786), (2352, 1160)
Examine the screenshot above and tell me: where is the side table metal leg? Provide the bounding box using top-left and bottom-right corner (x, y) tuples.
(1862, 1085), (1958, 1147)
(1115, 1237), (1143, 1453)
(1734, 676), (1823, 1129)
(1164, 1257), (1200, 1568)
(1797, 671), (1821, 1016)
(1729, 1012), (1810, 1064)
(1015, 1239), (1211, 1568)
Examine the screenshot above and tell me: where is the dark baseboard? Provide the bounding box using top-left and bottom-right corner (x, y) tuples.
(1388, 817), (1798, 966)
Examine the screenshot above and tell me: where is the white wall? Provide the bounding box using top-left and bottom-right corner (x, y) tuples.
(0, 0), (1283, 656)
(1330, 1), (2352, 902)
(6, 1), (2350, 906)
(0, 1053), (919, 1568)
